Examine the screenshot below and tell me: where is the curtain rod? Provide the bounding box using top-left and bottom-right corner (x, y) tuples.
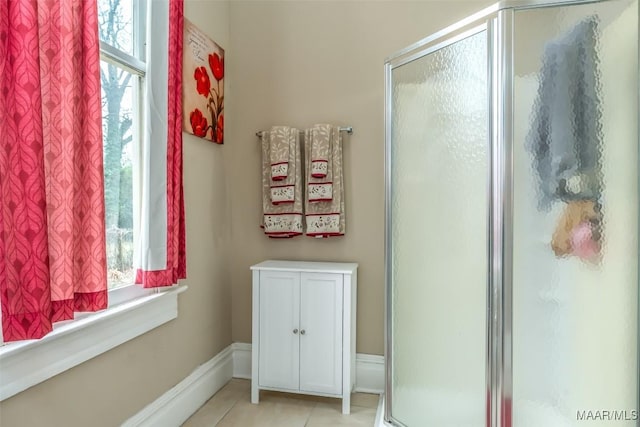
(255, 126), (353, 138)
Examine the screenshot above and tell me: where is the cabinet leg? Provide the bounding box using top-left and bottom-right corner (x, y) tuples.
(342, 393), (350, 415)
(251, 382), (259, 404)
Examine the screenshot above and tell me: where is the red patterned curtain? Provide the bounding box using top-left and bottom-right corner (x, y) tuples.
(0, 0), (107, 341)
(135, 0), (186, 288)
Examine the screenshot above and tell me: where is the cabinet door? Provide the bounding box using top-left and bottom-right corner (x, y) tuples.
(258, 271), (300, 390)
(299, 272), (343, 395)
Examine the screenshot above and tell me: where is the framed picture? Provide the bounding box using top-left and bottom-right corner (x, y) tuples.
(182, 18), (224, 144)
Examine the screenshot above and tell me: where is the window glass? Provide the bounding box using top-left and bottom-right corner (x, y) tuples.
(98, 0), (145, 290)
(98, 0), (135, 56)
(100, 60), (140, 289)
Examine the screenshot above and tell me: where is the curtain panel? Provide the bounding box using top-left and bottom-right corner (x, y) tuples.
(0, 0), (107, 341)
(134, 0), (186, 288)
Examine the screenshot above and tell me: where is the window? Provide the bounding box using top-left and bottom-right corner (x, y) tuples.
(98, 0), (146, 290)
(0, 0), (184, 401)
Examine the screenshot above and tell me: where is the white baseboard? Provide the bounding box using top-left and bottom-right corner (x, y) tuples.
(231, 342), (384, 394)
(354, 353), (385, 393)
(123, 342), (384, 426)
(122, 345), (233, 427)
(231, 342), (252, 379)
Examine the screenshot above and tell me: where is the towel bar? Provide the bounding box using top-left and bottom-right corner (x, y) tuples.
(255, 126), (353, 138)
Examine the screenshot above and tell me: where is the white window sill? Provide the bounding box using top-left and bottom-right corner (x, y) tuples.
(0, 284), (188, 401)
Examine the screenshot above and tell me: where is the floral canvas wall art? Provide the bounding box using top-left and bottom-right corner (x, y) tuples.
(183, 19), (224, 144)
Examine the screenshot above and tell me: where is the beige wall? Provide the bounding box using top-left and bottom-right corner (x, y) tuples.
(227, 0), (494, 355)
(0, 1), (231, 426)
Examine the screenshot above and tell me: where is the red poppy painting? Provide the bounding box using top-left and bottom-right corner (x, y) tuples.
(183, 19), (224, 144)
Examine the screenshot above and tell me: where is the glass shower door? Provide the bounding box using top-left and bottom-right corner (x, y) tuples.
(388, 28), (489, 426)
(512, 1), (639, 426)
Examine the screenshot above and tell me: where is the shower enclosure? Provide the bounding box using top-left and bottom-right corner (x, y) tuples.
(384, 1), (639, 426)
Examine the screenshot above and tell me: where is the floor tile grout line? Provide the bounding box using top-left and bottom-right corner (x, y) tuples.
(303, 401), (319, 427)
(189, 379), (377, 426)
(213, 391), (243, 426)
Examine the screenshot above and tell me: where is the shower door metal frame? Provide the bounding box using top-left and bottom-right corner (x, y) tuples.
(383, 1), (638, 426)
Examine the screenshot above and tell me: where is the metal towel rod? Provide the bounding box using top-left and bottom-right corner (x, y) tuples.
(255, 126), (353, 138)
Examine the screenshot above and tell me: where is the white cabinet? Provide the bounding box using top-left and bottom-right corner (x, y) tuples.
(250, 260), (358, 414)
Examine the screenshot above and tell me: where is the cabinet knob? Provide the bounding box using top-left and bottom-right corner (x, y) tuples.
(300, 329), (306, 335)
(293, 329), (298, 334)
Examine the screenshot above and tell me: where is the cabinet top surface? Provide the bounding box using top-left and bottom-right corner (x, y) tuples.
(250, 260), (358, 274)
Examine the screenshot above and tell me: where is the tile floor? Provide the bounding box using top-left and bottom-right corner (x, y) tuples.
(182, 379), (379, 426)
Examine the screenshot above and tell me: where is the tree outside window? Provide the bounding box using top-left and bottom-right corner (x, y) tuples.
(98, 0), (142, 288)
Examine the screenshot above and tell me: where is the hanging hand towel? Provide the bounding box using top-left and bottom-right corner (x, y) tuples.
(269, 126), (291, 181)
(307, 124), (334, 202)
(269, 126), (298, 205)
(261, 128), (303, 237)
(310, 124), (331, 178)
(304, 126), (345, 237)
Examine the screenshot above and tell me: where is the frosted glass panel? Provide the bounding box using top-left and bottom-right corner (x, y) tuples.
(513, 1), (639, 426)
(390, 30), (488, 426)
